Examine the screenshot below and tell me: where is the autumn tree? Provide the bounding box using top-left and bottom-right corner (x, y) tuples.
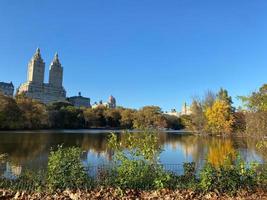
(104, 108), (121, 127)
(120, 108), (136, 129)
(205, 100), (234, 135)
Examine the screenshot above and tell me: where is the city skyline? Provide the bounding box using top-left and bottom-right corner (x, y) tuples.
(0, 1), (267, 111)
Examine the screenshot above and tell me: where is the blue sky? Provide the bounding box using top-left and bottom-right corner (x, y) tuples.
(0, 0), (267, 111)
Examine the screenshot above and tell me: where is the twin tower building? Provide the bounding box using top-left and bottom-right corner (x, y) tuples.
(18, 48), (66, 104)
(17, 48), (116, 108)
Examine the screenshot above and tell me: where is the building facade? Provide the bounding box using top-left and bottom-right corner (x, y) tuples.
(92, 95), (117, 109)
(68, 92), (91, 108)
(165, 109), (180, 117)
(17, 48), (66, 104)
(0, 82), (14, 97)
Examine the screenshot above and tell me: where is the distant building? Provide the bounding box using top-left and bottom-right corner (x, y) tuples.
(165, 109), (180, 117)
(68, 92), (91, 108)
(108, 95), (116, 108)
(0, 82), (14, 97)
(92, 95), (117, 109)
(180, 102), (192, 115)
(17, 48), (66, 104)
(165, 102), (192, 117)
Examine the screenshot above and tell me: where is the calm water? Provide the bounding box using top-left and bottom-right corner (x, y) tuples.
(0, 130), (266, 178)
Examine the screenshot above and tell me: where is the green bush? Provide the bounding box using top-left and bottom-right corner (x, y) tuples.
(166, 162), (198, 189)
(47, 146), (91, 190)
(199, 157), (261, 194)
(108, 131), (170, 189)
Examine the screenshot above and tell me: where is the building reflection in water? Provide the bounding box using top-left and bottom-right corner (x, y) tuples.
(2, 162), (22, 179)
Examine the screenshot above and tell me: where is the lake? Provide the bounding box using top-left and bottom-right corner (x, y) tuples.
(0, 130), (266, 178)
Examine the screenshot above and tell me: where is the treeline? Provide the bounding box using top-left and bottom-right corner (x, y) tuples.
(1, 83), (267, 135)
(0, 94), (183, 130)
(183, 83), (267, 137)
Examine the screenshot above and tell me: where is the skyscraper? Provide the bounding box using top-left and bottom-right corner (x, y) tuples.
(17, 48), (66, 104)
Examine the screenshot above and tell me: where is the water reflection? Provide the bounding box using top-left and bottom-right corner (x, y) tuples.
(0, 130), (265, 176)
(207, 139), (236, 167)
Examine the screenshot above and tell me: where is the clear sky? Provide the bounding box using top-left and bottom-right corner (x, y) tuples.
(0, 0), (267, 111)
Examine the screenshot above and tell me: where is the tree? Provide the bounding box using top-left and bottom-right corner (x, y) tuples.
(120, 108), (136, 129)
(239, 84), (267, 112)
(133, 106), (167, 129)
(48, 103), (85, 128)
(202, 90), (216, 110)
(16, 94), (48, 129)
(84, 106), (106, 128)
(239, 83), (267, 136)
(189, 99), (205, 132)
(0, 94), (22, 129)
(205, 100), (234, 134)
(217, 88), (234, 112)
(163, 114), (183, 130)
(104, 109), (121, 127)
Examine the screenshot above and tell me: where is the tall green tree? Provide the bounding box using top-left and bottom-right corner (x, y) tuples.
(217, 88), (234, 112)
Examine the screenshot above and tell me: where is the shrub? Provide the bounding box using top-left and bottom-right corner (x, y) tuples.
(199, 157), (261, 194)
(108, 131), (170, 189)
(166, 162), (198, 189)
(47, 146), (91, 190)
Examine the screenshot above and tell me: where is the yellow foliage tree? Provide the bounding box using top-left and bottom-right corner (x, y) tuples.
(205, 100), (234, 134)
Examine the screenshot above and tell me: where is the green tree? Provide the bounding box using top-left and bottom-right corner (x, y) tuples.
(239, 83), (267, 136)
(239, 84), (267, 112)
(217, 88), (234, 112)
(163, 114), (183, 130)
(84, 106), (106, 128)
(0, 94), (22, 129)
(133, 106), (167, 129)
(16, 94), (48, 129)
(48, 103), (85, 128)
